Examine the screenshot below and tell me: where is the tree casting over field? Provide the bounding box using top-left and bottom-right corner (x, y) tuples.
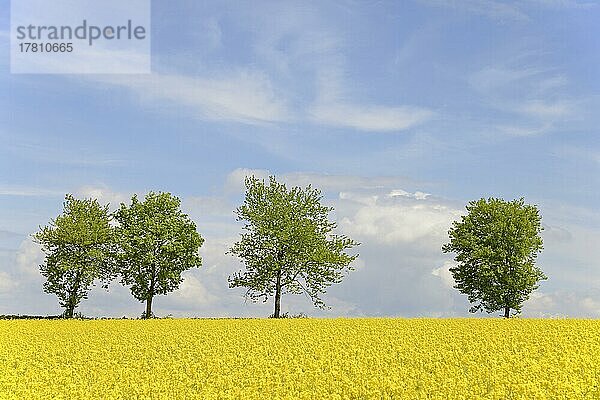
(229, 176), (359, 318)
(113, 192), (204, 319)
(442, 197), (546, 318)
(34, 195), (115, 318)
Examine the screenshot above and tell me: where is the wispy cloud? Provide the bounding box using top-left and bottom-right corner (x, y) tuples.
(225, 168), (419, 193)
(309, 103), (434, 132)
(85, 71), (292, 125)
(553, 146), (600, 165)
(0, 185), (64, 197)
(309, 63), (433, 132)
(518, 100), (575, 119)
(417, 0), (529, 21)
(468, 54), (581, 137)
(469, 66), (545, 93)
(239, 4), (435, 133)
(4, 139), (126, 167)
(519, 0), (598, 9)
(494, 123), (553, 137)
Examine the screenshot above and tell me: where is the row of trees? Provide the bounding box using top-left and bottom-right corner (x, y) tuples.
(34, 176), (358, 318)
(33, 175), (546, 319)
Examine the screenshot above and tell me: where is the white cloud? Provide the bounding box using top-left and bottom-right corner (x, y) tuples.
(339, 192), (380, 206)
(76, 185), (131, 208)
(538, 75), (569, 92)
(5, 137), (125, 168)
(183, 196), (234, 220)
(495, 121), (556, 137)
(0, 271), (17, 293)
(542, 224), (573, 243)
(469, 66), (543, 93)
(226, 169), (418, 195)
(554, 146), (600, 165)
(16, 238), (44, 279)
(284, 173), (415, 192)
(525, 291), (557, 312)
(469, 59), (581, 137)
(388, 189), (430, 200)
(418, 0), (529, 21)
(224, 168), (272, 193)
(339, 199), (461, 246)
(85, 71), (291, 125)
(524, 291), (600, 318)
(169, 272), (217, 306)
(309, 103), (433, 132)
(248, 5), (434, 133)
(0, 185), (64, 197)
(518, 100), (574, 119)
(198, 18), (223, 51)
(519, 0), (597, 9)
(432, 261), (456, 288)
(580, 296), (600, 315)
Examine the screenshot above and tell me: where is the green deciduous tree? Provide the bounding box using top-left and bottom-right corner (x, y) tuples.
(113, 192), (204, 318)
(229, 176), (359, 318)
(33, 194), (114, 318)
(442, 197), (546, 318)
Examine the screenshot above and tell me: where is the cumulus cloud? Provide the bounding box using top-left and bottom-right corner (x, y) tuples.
(76, 185), (132, 208)
(339, 197), (461, 246)
(167, 272), (218, 308)
(432, 261), (457, 289)
(0, 271), (17, 293)
(388, 189), (430, 200)
(524, 290), (600, 318)
(224, 168), (271, 193)
(16, 238), (44, 280)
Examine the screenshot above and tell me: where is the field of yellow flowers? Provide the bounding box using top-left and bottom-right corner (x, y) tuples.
(1, 318), (599, 399)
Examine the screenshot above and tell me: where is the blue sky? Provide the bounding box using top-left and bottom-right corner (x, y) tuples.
(0, 0), (599, 318)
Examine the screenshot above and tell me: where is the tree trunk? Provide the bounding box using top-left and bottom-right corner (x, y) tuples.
(504, 306), (510, 319)
(65, 304), (74, 319)
(65, 273), (81, 319)
(145, 275), (156, 319)
(145, 296), (153, 319)
(274, 270), (282, 318)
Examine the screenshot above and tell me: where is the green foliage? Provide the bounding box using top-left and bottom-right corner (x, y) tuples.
(442, 197), (546, 317)
(33, 194), (114, 318)
(113, 192), (204, 317)
(229, 176), (359, 316)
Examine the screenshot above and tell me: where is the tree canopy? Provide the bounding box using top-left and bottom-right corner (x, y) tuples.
(442, 197), (546, 318)
(113, 192), (204, 318)
(33, 194), (114, 318)
(229, 176), (359, 318)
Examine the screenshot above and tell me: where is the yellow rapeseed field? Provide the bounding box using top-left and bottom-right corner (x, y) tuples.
(1, 318), (599, 399)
